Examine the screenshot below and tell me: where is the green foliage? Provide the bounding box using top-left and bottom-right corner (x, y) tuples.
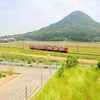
(7, 67), (16, 75)
(0, 58), (3, 62)
(65, 55), (78, 68)
(27, 58), (33, 64)
(97, 60), (100, 69)
(0, 53), (58, 65)
(0, 71), (6, 78)
(57, 55), (78, 77)
(57, 67), (64, 77)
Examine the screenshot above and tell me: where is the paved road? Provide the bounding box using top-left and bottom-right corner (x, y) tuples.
(0, 65), (56, 100)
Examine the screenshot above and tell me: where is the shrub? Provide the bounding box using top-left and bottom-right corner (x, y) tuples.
(27, 58), (33, 64)
(0, 71), (6, 78)
(57, 55), (78, 77)
(57, 67), (64, 77)
(97, 60), (100, 69)
(65, 55), (78, 68)
(0, 58), (3, 62)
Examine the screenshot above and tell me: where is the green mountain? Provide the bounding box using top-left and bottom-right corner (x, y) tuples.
(3, 11), (100, 42)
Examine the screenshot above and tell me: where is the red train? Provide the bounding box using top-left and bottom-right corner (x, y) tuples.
(30, 45), (68, 53)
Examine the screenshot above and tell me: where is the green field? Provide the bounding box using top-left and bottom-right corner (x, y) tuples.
(0, 41), (100, 54)
(0, 41), (100, 61)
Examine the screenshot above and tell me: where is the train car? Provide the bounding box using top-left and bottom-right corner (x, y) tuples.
(30, 45), (68, 53)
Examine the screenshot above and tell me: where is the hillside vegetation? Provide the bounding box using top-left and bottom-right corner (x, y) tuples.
(2, 11), (100, 42)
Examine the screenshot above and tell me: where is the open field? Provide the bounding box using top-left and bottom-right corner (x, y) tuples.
(0, 41), (100, 61)
(0, 41), (100, 67)
(0, 41), (100, 54)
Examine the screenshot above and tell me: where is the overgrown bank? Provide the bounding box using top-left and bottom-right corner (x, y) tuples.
(32, 56), (100, 100)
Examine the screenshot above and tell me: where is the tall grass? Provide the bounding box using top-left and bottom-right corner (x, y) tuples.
(33, 66), (100, 100)
(7, 67), (16, 75)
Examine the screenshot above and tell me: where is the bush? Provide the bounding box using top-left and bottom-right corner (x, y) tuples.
(65, 55), (78, 68)
(57, 67), (64, 77)
(0, 58), (3, 62)
(57, 55), (78, 77)
(0, 71), (6, 78)
(97, 60), (100, 69)
(27, 58), (33, 64)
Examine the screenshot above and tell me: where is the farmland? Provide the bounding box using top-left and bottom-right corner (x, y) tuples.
(0, 41), (100, 53)
(0, 41), (99, 69)
(0, 41), (100, 100)
(0, 41), (100, 61)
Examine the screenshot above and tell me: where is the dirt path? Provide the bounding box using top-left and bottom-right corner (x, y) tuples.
(17, 53), (98, 64)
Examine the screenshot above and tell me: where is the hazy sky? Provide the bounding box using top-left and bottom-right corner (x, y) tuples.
(0, 0), (100, 36)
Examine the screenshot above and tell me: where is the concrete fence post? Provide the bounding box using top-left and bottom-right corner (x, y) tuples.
(50, 67), (51, 76)
(41, 73), (42, 85)
(25, 86), (27, 100)
(56, 62), (57, 69)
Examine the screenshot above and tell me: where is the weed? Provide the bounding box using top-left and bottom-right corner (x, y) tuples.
(0, 71), (6, 78)
(7, 67), (16, 75)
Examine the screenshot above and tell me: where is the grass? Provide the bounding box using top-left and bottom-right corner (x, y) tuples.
(0, 41), (100, 54)
(0, 41), (100, 65)
(0, 41), (100, 99)
(7, 67), (16, 75)
(70, 47), (100, 54)
(0, 41), (100, 56)
(0, 67), (16, 79)
(0, 45), (99, 61)
(0, 53), (58, 65)
(0, 71), (5, 78)
(32, 66), (100, 100)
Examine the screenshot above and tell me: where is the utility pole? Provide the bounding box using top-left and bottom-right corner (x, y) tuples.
(77, 40), (78, 54)
(23, 40), (24, 49)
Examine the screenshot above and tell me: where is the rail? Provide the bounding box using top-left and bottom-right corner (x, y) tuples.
(0, 61), (59, 69)
(69, 52), (100, 56)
